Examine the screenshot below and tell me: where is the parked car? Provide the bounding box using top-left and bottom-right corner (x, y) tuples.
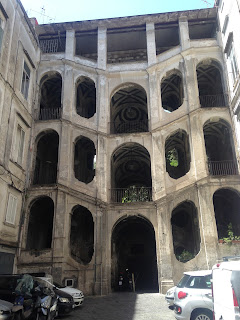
(173, 270), (213, 320)
(212, 257), (240, 319)
(165, 286), (176, 309)
(0, 299), (13, 320)
(53, 282), (84, 307)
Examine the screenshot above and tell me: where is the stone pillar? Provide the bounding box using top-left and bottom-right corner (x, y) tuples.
(156, 201), (174, 293)
(61, 65), (74, 121)
(146, 23), (157, 66)
(96, 135), (108, 202)
(58, 122), (71, 185)
(97, 73), (108, 134)
(148, 71), (161, 130)
(178, 17), (190, 51)
(97, 28), (107, 70)
(65, 29), (75, 60)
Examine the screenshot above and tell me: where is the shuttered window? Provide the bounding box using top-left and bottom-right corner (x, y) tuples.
(5, 193), (18, 224)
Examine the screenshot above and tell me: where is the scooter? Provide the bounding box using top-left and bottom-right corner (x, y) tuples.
(35, 286), (58, 320)
(12, 292), (35, 320)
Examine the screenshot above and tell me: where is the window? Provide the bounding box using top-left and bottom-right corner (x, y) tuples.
(5, 193), (18, 225)
(0, 18), (3, 52)
(16, 125), (25, 165)
(21, 61), (31, 99)
(229, 44), (239, 82)
(222, 15), (229, 35)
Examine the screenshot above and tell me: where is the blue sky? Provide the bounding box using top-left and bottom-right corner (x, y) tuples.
(20, 0), (215, 24)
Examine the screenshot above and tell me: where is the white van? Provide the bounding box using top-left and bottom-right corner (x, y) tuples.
(212, 257), (240, 320)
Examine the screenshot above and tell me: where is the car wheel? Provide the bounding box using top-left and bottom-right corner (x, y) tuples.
(191, 310), (213, 320)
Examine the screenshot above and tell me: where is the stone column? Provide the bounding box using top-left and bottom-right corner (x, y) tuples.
(97, 28), (107, 70)
(65, 29), (75, 60)
(146, 23), (157, 66)
(148, 71), (161, 130)
(61, 65), (74, 121)
(156, 201), (174, 293)
(58, 122), (72, 185)
(97, 73), (108, 134)
(178, 17), (190, 51)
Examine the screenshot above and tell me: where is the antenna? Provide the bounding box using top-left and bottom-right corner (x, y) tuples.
(201, 0), (212, 7)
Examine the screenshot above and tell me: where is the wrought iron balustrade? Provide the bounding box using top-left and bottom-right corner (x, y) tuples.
(199, 94), (228, 108)
(208, 160), (238, 176)
(39, 39), (65, 53)
(38, 108), (62, 120)
(111, 186), (152, 203)
(110, 120), (148, 134)
(33, 161), (57, 185)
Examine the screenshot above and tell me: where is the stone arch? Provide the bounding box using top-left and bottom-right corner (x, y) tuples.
(26, 196), (54, 250)
(161, 69), (184, 112)
(203, 118), (238, 175)
(110, 83), (148, 134)
(70, 205), (94, 264)
(39, 72), (62, 120)
(75, 76), (96, 118)
(165, 129), (191, 179)
(196, 59), (227, 108)
(213, 188), (240, 239)
(33, 130), (59, 185)
(74, 136), (96, 184)
(111, 215), (158, 292)
(171, 201), (200, 263)
(111, 142), (152, 202)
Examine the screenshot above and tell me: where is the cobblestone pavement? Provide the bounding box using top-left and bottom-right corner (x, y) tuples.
(67, 292), (176, 320)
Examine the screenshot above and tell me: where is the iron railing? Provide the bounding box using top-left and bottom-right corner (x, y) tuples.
(39, 38), (65, 53)
(111, 186), (152, 203)
(110, 120), (148, 134)
(199, 94), (228, 108)
(33, 162), (57, 185)
(208, 160), (238, 176)
(38, 108), (62, 120)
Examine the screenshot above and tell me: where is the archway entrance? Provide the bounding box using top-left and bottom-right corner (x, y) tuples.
(111, 216), (158, 292)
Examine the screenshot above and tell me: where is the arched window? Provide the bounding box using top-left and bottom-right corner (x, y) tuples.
(76, 77), (96, 118)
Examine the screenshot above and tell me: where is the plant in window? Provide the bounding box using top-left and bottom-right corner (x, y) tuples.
(220, 223), (240, 244)
(167, 148), (179, 167)
(176, 249), (193, 263)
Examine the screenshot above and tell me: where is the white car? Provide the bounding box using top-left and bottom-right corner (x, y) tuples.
(0, 299), (13, 320)
(165, 286), (176, 309)
(174, 270), (213, 320)
(53, 282), (84, 307)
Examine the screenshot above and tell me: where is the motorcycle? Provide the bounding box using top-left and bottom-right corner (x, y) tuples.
(35, 285), (58, 320)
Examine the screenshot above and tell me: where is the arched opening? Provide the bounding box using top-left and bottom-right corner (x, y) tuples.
(33, 131), (59, 185)
(213, 188), (240, 240)
(203, 119), (238, 176)
(70, 205), (94, 264)
(74, 137), (96, 184)
(110, 84), (148, 134)
(76, 77), (96, 118)
(197, 60), (227, 108)
(111, 143), (152, 202)
(165, 130), (191, 179)
(161, 72), (183, 113)
(111, 216), (158, 292)
(26, 197), (54, 250)
(39, 73), (62, 120)
(171, 201), (200, 263)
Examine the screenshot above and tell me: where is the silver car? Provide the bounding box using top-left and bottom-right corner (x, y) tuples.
(174, 270), (213, 320)
(0, 299), (13, 320)
(165, 286), (176, 309)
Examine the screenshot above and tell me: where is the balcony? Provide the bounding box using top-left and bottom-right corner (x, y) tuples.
(33, 161), (57, 185)
(208, 160), (238, 176)
(110, 120), (148, 134)
(199, 94), (228, 108)
(38, 108), (62, 121)
(111, 186), (152, 203)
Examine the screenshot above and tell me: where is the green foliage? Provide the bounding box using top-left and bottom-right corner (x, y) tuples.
(167, 148), (179, 167)
(122, 186), (149, 203)
(176, 250), (194, 263)
(221, 223), (240, 244)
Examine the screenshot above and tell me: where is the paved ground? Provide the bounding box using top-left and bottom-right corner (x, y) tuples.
(67, 292), (176, 320)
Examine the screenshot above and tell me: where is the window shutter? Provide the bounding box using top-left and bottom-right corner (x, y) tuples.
(5, 193), (17, 224)
(17, 127), (25, 165)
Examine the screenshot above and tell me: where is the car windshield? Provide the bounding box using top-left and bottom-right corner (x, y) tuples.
(177, 275), (190, 288)
(53, 282), (65, 288)
(33, 277), (54, 289)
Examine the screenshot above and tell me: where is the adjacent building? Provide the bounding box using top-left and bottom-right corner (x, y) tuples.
(1, 0), (240, 295)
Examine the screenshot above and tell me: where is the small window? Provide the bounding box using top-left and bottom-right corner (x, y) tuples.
(65, 279), (74, 287)
(21, 61), (31, 99)
(16, 125), (25, 165)
(0, 18), (3, 52)
(229, 44), (239, 82)
(222, 15), (229, 35)
(5, 193), (18, 225)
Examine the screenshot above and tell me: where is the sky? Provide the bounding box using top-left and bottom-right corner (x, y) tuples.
(20, 0), (216, 24)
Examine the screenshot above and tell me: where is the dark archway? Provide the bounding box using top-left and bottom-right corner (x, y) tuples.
(171, 201), (200, 263)
(165, 130), (191, 179)
(161, 71), (183, 112)
(76, 77), (96, 118)
(203, 119), (238, 176)
(26, 197), (54, 250)
(74, 137), (96, 184)
(111, 143), (152, 202)
(110, 84), (148, 134)
(33, 131), (59, 185)
(111, 216), (158, 292)
(70, 205), (94, 264)
(39, 73), (62, 120)
(213, 188), (240, 239)
(197, 60), (227, 108)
